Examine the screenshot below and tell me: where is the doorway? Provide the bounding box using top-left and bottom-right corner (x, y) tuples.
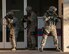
(1, 0), (27, 49)
(27, 0), (62, 49)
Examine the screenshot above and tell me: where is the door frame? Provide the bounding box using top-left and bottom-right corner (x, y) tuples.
(0, 0), (6, 48)
(2, 0), (27, 48)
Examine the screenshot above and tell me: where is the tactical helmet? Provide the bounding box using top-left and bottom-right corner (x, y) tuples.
(49, 6), (57, 12)
(26, 6), (32, 12)
(6, 11), (14, 19)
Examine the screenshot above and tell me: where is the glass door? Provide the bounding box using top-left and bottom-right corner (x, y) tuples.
(5, 0), (27, 48)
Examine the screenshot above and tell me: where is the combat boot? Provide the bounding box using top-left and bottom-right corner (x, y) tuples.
(12, 48), (16, 51)
(39, 48), (43, 52)
(56, 47), (62, 52)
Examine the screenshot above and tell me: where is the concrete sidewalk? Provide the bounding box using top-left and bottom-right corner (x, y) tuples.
(0, 50), (69, 54)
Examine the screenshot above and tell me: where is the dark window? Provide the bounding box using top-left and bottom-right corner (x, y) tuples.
(6, 0), (24, 42)
(27, 0), (58, 16)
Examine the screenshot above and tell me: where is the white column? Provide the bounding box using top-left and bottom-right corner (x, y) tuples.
(2, 0), (6, 48)
(24, 0), (27, 48)
(2, 0), (6, 18)
(2, 0), (6, 43)
(24, 0), (27, 15)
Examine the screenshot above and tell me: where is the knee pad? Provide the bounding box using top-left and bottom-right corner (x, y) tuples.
(43, 28), (48, 35)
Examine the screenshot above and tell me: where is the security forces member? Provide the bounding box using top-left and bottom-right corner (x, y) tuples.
(5, 11), (17, 51)
(40, 6), (61, 52)
(26, 6), (37, 49)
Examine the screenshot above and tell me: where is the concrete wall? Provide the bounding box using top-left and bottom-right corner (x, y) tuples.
(63, 0), (69, 52)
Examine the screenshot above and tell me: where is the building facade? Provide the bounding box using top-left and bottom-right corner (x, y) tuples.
(0, 0), (63, 49)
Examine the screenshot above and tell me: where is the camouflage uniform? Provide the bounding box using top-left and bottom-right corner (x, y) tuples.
(40, 6), (61, 52)
(26, 6), (37, 49)
(5, 11), (16, 51)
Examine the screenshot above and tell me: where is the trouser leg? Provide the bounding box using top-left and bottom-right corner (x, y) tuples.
(14, 29), (18, 46)
(10, 28), (16, 49)
(31, 35), (36, 49)
(41, 34), (48, 50)
(12, 35), (16, 48)
(51, 27), (58, 49)
(52, 29), (62, 52)
(27, 30), (32, 48)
